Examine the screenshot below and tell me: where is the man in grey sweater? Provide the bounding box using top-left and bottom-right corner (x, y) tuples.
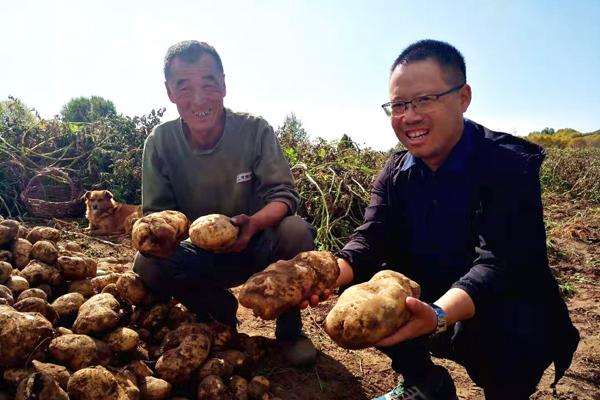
(133, 40), (317, 366)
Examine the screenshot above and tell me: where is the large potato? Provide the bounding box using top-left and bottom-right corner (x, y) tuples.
(0, 305), (54, 368)
(104, 327), (139, 352)
(52, 292), (86, 323)
(116, 272), (151, 306)
(30, 240), (59, 264)
(197, 375), (228, 400)
(0, 219), (20, 246)
(16, 288), (47, 302)
(140, 376), (172, 400)
(0, 284), (14, 306)
(49, 334), (112, 370)
(72, 293), (122, 335)
(11, 238), (32, 269)
(155, 332), (211, 384)
(14, 297), (59, 325)
(131, 210), (189, 258)
(31, 360), (71, 390)
(324, 270), (421, 349)
(67, 366), (128, 400)
(57, 254), (97, 280)
(189, 214), (238, 252)
(20, 260), (62, 286)
(0, 261), (12, 284)
(16, 372), (69, 400)
(26, 226), (60, 244)
(239, 251), (339, 320)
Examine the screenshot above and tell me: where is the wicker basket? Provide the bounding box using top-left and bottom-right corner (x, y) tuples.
(20, 168), (85, 218)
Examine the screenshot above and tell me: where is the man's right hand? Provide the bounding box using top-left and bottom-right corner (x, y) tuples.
(298, 257), (354, 309)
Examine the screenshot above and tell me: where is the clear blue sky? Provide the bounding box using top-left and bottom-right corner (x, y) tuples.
(2, 0), (599, 150)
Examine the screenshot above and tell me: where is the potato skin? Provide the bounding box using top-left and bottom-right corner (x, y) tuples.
(67, 366), (126, 400)
(14, 297), (59, 325)
(155, 332), (211, 384)
(30, 240), (59, 264)
(49, 334), (112, 370)
(0, 261), (13, 284)
(197, 375), (229, 400)
(239, 251), (339, 320)
(57, 254), (97, 280)
(16, 372), (69, 400)
(11, 238), (32, 269)
(324, 270), (421, 349)
(131, 210), (189, 258)
(72, 293), (122, 335)
(189, 214), (238, 252)
(140, 376), (172, 400)
(0, 305), (54, 368)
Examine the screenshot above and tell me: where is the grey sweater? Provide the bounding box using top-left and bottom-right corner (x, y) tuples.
(141, 109), (299, 221)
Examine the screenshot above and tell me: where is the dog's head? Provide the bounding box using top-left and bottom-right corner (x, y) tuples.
(82, 190), (115, 213)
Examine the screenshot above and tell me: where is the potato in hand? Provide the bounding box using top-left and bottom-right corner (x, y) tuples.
(324, 270), (420, 349)
(132, 210), (189, 258)
(189, 214), (238, 252)
(239, 250), (339, 320)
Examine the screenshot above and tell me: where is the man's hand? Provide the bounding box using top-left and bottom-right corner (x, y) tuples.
(298, 257), (354, 309)
(299, 289), (334, 309)
(375, 297), (438, 347)
(227, 214), (259, 253)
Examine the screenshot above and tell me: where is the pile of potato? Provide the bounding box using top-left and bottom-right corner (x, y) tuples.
(0, 217), (281, 400)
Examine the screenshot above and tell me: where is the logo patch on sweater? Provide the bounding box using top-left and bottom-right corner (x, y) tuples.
(236, 171), (253, 183)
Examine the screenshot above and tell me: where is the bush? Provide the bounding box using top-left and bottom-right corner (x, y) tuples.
(0, 98), (164, 217)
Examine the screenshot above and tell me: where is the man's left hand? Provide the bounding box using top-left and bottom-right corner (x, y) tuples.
(375, 297), (438, 347)
(227, 214), (259, 253)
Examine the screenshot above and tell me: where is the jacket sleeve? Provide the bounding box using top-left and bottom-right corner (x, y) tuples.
(337, 156), (398, 284)
(452, 154), (549, 309)
(252, 122), (299, 215)
(141, 133), (178, 214)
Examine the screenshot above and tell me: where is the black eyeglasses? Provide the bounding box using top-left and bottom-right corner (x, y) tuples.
(381, 83), (465, 117)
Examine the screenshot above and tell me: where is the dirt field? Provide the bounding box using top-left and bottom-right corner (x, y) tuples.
(37, 192), (599, 399)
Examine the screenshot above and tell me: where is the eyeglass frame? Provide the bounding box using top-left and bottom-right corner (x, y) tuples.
(381, 83), (466, 117)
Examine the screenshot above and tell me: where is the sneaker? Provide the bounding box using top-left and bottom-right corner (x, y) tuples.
(278, 335), (317, 367)
(372, 366), (457, 400)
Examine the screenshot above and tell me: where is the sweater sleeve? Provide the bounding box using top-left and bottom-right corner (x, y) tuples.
(253, 122), (299, 215)
(141, 132), (178, 214)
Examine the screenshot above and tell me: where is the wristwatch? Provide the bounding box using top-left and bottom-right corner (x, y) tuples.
(429, 303), (447, 336)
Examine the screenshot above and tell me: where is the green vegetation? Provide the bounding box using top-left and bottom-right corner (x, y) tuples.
(528, 127), (600, 148)
(61, 96), (117, 122)
(1, 97), (599, 252)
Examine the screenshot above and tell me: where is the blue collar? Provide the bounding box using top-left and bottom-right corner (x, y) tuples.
(400, 119), (474, 172)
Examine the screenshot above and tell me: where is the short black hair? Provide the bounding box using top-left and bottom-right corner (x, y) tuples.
(163, 40), (224, 80)
(391, 39), (466, 85)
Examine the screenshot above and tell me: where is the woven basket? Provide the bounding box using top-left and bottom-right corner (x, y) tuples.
(20, 168), (85, 218)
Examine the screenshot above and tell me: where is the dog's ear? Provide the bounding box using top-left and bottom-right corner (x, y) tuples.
(103, 190), (114, 200)
(80, 191), (90, 202)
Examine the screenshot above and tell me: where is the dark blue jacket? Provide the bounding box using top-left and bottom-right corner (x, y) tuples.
(338, 119), (579, 384)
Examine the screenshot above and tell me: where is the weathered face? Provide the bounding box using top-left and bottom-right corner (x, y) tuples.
(85, 190), (113, 211)
(165, 54), (226, 138)
(389, 59), (471, 170)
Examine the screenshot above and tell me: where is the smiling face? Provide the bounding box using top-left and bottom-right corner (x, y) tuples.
(389, 59), (471, 170)
(165, 53), (226, 148)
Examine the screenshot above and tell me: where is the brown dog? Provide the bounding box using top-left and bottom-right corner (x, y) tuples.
(82, 190), (142, 236)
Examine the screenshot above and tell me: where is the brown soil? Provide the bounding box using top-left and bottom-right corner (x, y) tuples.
(44, 192), (600, 399)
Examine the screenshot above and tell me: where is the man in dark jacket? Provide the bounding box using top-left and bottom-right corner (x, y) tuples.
(307, 40), (579, 399)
